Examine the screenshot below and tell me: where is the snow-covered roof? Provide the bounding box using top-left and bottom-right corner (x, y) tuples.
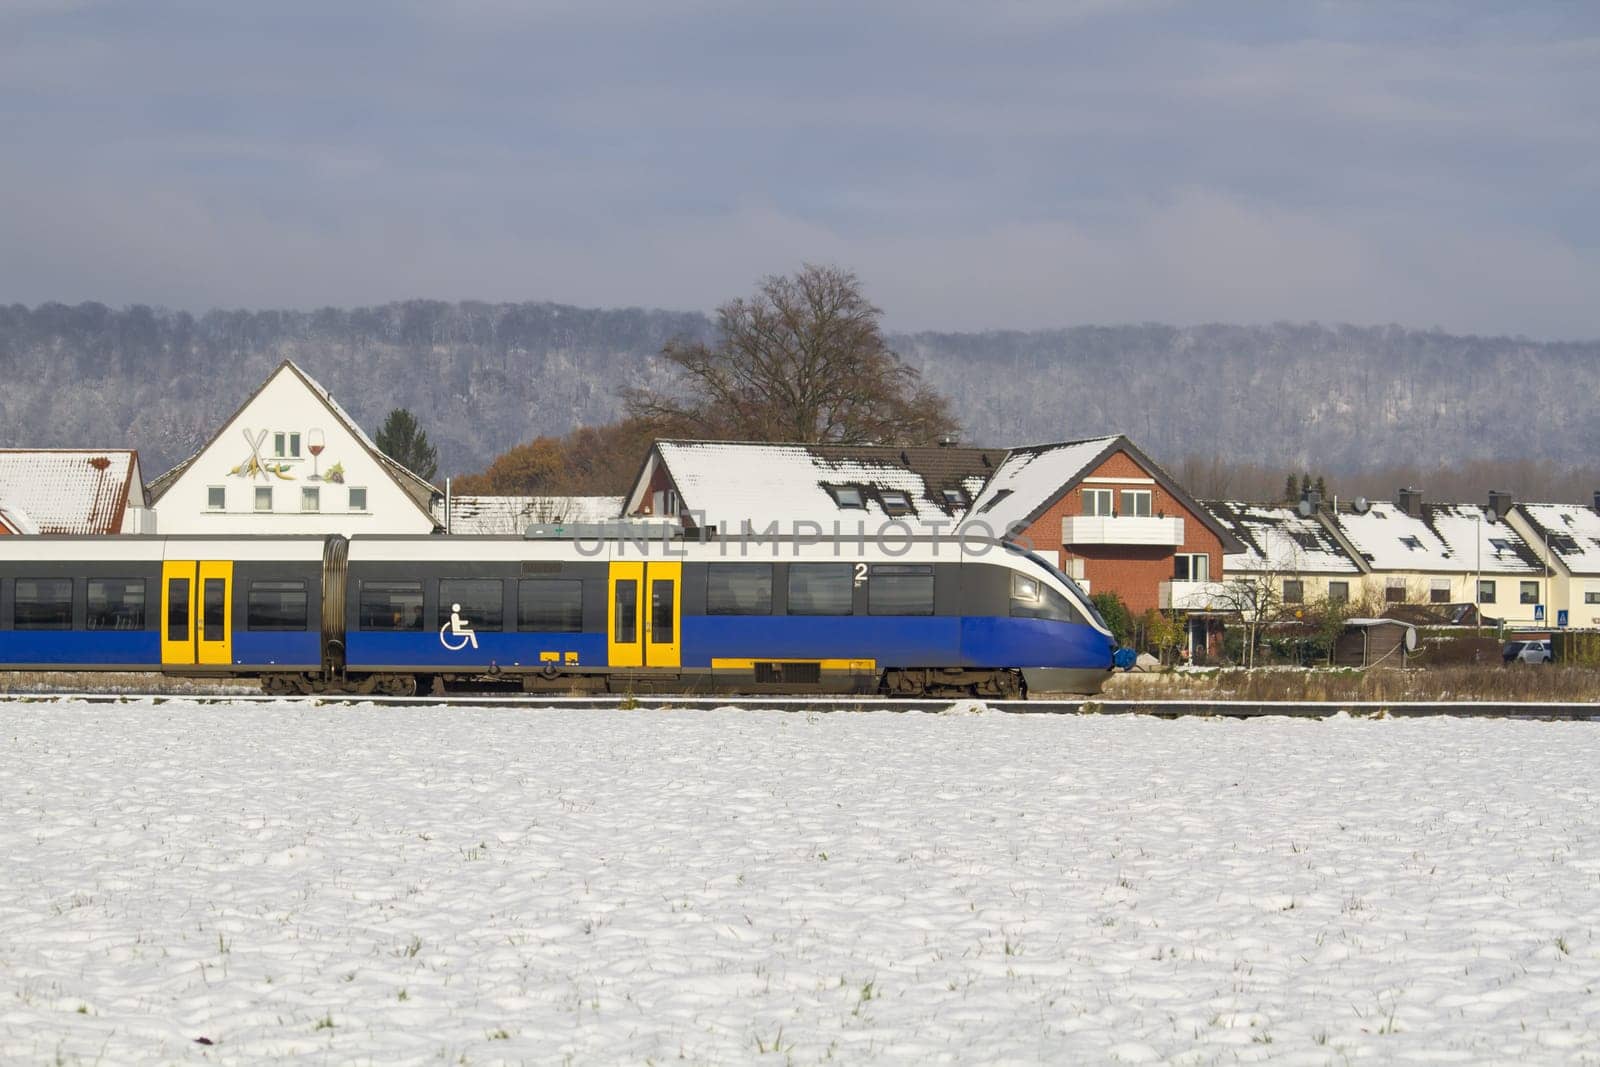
(638, 441), (1004, 530)
(1328, 502), (1462, 572)
(1516, 503), (1600, 576)
(1204, 501), (1361, 574)
(0, 501), (40, 535)
(963, 436), (1119, 532)
(0, 450), (142, 535)
(448, 495), (623, 534)
(1423, 504), (1541, 575)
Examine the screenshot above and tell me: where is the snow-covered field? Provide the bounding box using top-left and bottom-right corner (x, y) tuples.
(4, 704), (1600, 1064)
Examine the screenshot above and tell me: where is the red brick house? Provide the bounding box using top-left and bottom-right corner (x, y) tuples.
(965, 435), (1243, 613)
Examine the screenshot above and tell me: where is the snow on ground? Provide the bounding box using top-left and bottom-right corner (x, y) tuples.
(4, 705), (1600, 1064)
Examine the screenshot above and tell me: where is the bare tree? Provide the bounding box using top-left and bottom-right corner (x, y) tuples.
(626, 264), (958, 444)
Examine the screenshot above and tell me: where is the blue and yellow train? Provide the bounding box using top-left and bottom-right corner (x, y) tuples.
(0, 528), (1117, 697)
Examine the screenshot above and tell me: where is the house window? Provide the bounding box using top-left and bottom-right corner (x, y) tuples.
(348, 487), (367, 512)
(1174, 554), (1209, 582)
(664, 489), (679, 515)
(1282, 579), (1304, 604)
(274, 432), (285, 458)
(1385, 578), (1407, 603)
(1083, 488), (1113, 516)
(301, 487), (320, 513)
(1478, 580), (1496, 604)
(207, 486), (225, 511)
(273, 432), (301, 458)
(1327, 581), (1349, 604)
(879, 490), (913, 516)
(1430, 578), (1451, 604)
(255, 486), (272, 512)
(1586, 590), (1600, 606)
(1120, 489), (1152, 518)
(827, 485), (866, 509)
(1520, 581), (1539, 605)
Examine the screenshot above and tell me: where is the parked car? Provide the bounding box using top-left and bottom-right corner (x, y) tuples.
(1502, 639), (1552, 665)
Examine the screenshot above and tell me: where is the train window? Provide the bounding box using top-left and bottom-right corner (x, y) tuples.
(248, 580), (308, 631)
(651, 579), (674, 644)
(614, 581), (638, 643)
(359, 580), (424, 631)
(788, 564), (853, 615)
(868, 564), (934, 615)
(1010, 573), (1083, 624)
(438, 580), (503, 632)
(87, 578), (146, 631)
(167, 578), (190, 640)
(14, 578), (73, 630)
(518, 579), (582, 632)
(203, 579), (226, 641)
(706, 564), (772, 615)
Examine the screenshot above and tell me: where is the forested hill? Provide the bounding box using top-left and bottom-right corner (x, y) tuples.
(2, 300), (1595, 481)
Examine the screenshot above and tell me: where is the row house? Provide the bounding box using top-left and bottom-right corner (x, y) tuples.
(1201, 489), (1549, 628)
(1504, 498), (1600, 629)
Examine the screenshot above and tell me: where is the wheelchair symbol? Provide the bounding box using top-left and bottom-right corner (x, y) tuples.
(439, 603), (478, 651)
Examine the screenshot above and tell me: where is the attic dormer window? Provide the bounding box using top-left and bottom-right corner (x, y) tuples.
(1399, 535), (1423, 550)
(827, 485), (866, 509)
(879, 490), (913, 516)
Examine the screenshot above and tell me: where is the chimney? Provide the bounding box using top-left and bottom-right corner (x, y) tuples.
(1487, 489), (1513, 522)
(937, 433), (960, 448)
(1395, 487), (1422, 519)
(1593, 490), (1600, 515)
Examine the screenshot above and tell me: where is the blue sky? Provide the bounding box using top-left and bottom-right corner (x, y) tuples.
(2, 1), (1596, 335)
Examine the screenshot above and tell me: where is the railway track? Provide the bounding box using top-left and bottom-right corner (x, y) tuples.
(4, 692), (1600, 719)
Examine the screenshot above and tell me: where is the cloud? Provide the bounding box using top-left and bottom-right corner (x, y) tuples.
(0, 1), (1597, 337)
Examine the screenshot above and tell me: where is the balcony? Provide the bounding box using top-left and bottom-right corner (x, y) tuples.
(1062, 515), (1185, 546)
(1159, 580), (1233, 611)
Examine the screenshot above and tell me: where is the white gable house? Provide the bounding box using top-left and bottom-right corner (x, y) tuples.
(149, 361), (441, 535)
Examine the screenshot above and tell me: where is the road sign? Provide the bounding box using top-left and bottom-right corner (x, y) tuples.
(1535, 604), (1546, 622)
(1558, 609), (1569, 628)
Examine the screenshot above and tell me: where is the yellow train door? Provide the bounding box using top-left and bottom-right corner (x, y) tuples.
(644, 561), (681, 668)
(162, 560), (233, 668)
(161, 561), (197, 666)
(608, 561), (644, 668)
(197, 560), (234, 666)
(608, 561), (681, 670)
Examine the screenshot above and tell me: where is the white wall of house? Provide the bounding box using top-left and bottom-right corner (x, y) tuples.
(154, 368), (436, 535)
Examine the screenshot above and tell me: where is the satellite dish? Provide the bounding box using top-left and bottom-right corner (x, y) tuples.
(1485, 508), (1499, 524)
(1403, 626), (1418, 652)
(1353, 497), (1370, 514)
(1297, 498), (1312, 517)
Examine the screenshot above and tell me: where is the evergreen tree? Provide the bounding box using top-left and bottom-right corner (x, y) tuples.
(1314, 474), (1328, 499)
(374, 408), (439, 481)
(1283, 473), (1298, 502)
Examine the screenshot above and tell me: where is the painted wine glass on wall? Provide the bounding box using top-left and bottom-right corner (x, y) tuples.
(307, 428), (326, 481)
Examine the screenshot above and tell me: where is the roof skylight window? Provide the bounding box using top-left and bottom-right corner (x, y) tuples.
(1489, 538), (1511, 552)
(1399, 535), (1423, 550)
(1290, 531), (1320, 550)
(879, 490), (913, 516)
(941, 488), (968, 508)
(827, 485), (866, 509)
